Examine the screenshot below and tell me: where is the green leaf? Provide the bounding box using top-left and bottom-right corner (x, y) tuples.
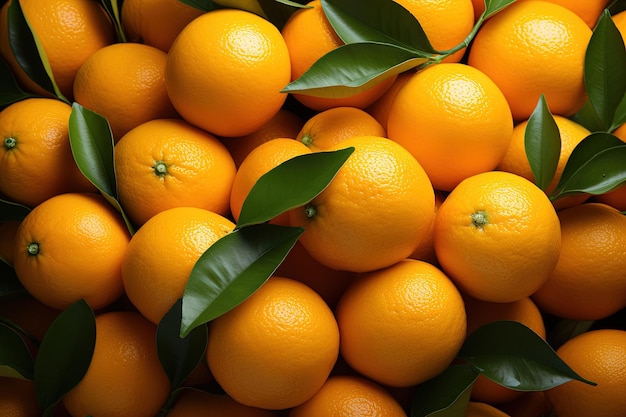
(483, 0), (516, 19)
(411, 364), (478, 417)
(34, 299), (95, 415)
(157, 299), (208, 389)
(179, 0), (219, 11)
(237, 147), (354, 228)
(551, 132), (626, 200)
(458, 321), (596, 391)
(98, 0), (126, 42)
(180, 223), (303, 337)
(610, 92), (626, 131)
(524, 95), (561, 191)
(0, 58), (37, 108)
(0, 198), (30, 221)
(571, 99), (607, 132)
(0, 322), (34, 379)
(584, 10), (626, 131)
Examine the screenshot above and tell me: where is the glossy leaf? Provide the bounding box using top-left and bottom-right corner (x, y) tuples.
(237, 147), (354, 228)
(0, 58), (36, 108)
(611, 93), (626, 131)
(181, 223), (303, 337)
(483, 0), (516, 19)
(0, 199), (30, 221)
(0, 322), (34, 379)
(98, 0), (126, 42)
(551, 132), (626, 199)
(571, 100), (606, 133)
(411, 364), (478, 417)
(458, 321), (596, 391)
(157, 299), (208, 389)
(34, 299), (96, 415)
(524, 95), (561, 191)
(179, 0), (219, 11)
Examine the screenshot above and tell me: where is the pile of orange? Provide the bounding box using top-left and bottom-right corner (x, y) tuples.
(1, 0), (626, 416)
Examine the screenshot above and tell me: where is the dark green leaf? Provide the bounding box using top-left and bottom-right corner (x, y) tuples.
(411, 364), (478, 417)
(98, 0), (126, 42)
(34, 299), (95, 415)
(181, 223), (303, 337)
(483, 0), (516, 19)
(610, 93), (626, 131)
(524, 95), (561, 191)
(458, 321), (596, 391)
(0, 198), (30, 221)
(0, 58), (37, 108)
(257, 0), (309, 29)
(282, 42), (426, 97)
(237, 148), (354, 228)
(571, 99), (607, 132)
(0, 322), (34, 379)
(0, 266), (26, 299)
(179, 0), (219, 11)
(551, 132), (626, 199)
(157, 299), (208, 389)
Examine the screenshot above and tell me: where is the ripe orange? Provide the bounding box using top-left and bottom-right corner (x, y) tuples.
(592, 185), (626, 212)
(532, 203), (626, 320)
(365, 71), (413, 129)
(544, 329), (626, 417)
(468, 0), (592, 120)
(122, 206), (235, 324)
(289, 135), (435, 273)
(387, 63), (513, 192)
(408, 189), (446, 265)
(168, 389), (279, 417)
(0, 220), (20, 265)
(335, 259), (467, 387)
(166, 9), (291, 137)
(207, 276), (340, 410)
(465, 402), (511, 417)
(434, 171), (561, 303)
(515, 0), (611, 28)
(471, 0), (485, 21)
(12, 193), (130, 311)
(496, 390), (551, 417)
(114, 118), (237, 227)
(62, 311), (171, 417)
(614, 9), (626, 41)
(0, 98), (97, 208)
(0, 377), (40, 417)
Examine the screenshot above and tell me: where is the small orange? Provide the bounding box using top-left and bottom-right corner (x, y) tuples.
(0, 377), (40, 417)
(168, 389), (279, 417)
(0, 220), (20, 265)
(515, 0), (611, 28)
(496, 390), (551, 417)
(592, 184), (626, 212)
(365, 71), (413, 129)
(465, 402), (511, 417)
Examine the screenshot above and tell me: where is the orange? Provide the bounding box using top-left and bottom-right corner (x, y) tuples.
(592, 184), (626, 211)
(121, 0), (205, 52)
(408, 189), (445, 265)
(167, 389), (279, 417)
(280, 0), (397, 112)
(433, 171), (561, 303)
(12, 193), (130, 311)
(544, 329), (626, 417)
(532, 202), (626, 320)
(0, 0), (115, 100)
(516, 0), (611, 28)
(62, 311), (171, 417)
(165, 9), (290, 137)
(335, 259), (467, 387)
(122, 206), (235, 324)
(114, 118), (237, 227)
(289, 375), (408, 417)
(296, 107), (386, 152)
(73, 42), (178, 141)
(387, 63), (513, 191)
(365, 71), (413, 130)
(0, 377), (41, 417)
(614, 9), (626, 42)
(0, 98), (97, 208)
(496, 391), (551, 417)
(468, 0), (592, 120)
(465, 402), (511, 417)
(289, 135), (435, 273)
(471, 0), (485, 21)
(0, 220), (20, 265)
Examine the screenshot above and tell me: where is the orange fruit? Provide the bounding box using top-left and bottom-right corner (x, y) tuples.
(468, 0), (592, 120)
(471, 0), (485, 21)
(532, 202), (626, 320)
(289, 375), (408, 417)
(121, 0), (205, 52)
(73, 42), (178, 141)
(114, 118), (237, 227)
(280, 0), (397, 112)
(207, 276), (340, 410)
(13, 193), (130, 311)
(465, 402), (511, 417)
(335, 259), (467, 387)
(0, 220), (20, 265)
(365, 71), (413, 130)
(122, 206), (235, 324)
(592, 184), (626, 212)
(0, 98), (97, 208)
(62, 311), (171, 417)
(408, 189), (445, 265)
(165, 9), (290, 137)
(0, 377), (41, 417)
(515, 0), (611, 28)
(289, 135), (435, 273)
(614, 9), (626, 41)
(168, 389), (279, 417)
(296, 107), (386, 152)
(496, 390), (551, 417)
(0, 0), (115, 100)
(544, 329), (626, 417)
(387, 63), (513, 192)
(433, 171), (561, 303)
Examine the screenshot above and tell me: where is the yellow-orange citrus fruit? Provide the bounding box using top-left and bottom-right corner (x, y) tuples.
(335, 259), (467, 387)
(296, 107), (386, 152)
(434, 171), (561, 303)
(0, 98), (96, 208)
(121, 0), (205, 52)
(465, 402), (511, 417)
(13, 193), (130, 311)
(544, 329), (626, 417)
(289, 135), (435, 273)
(280, 0), (397, 111)
(409, 189), (446, 265)
(532, 203), (626, 320)
(168, 389), (279, 417)
(0, 0), (115, 99)
(0, 377), (40, 417)
(387, 63), (513, 192)
(290, 375), (408, 417)
(516, 0), (611, 28)
(468, 0), (592, 120)
(207, 276), (340, 410)
(166, 9), (290, 137)
(366, 71), (413, 130)
(496, 390), (551, 417)
(0, 220), (20, 265)
(73, 42), (178, 141)
(62, 311), (171, 417)
(114, 118), (236, 227)
(122, 206), (235, 324)
(591, 126), (626, 211)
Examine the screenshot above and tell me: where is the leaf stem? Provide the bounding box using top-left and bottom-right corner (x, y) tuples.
(430, 10), (486, 64)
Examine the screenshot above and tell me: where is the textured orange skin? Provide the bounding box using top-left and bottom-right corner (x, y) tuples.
(0, 377), (40, 417)
(168, 389), (279, 417)
(515, 0), (611, 28)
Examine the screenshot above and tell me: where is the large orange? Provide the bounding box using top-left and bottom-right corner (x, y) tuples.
(515, 0), (611, 28)
(0, 377), (40, 417)
(167, 389), (279, 417)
